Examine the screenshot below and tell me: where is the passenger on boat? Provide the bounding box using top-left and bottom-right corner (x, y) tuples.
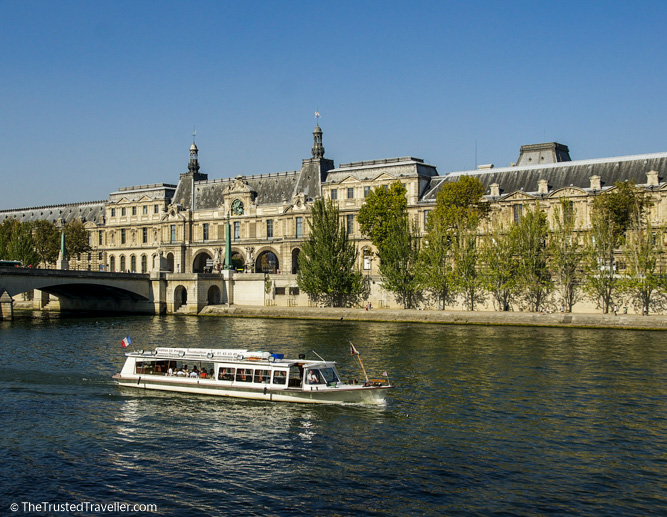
(308, 370), (319, 384)
(168, 367), (173, 376)
(189, 370), (198, 378)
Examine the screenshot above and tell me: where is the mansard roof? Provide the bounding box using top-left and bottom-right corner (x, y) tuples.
(422, 151), (667, 202)
(194, 170), (302, 210)
(325, 156), (438, 184)
(0, 201), (106, 225)
(109, 183), (176, 203)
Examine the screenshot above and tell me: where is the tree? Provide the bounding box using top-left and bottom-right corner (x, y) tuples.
(511, 205), (552, 311)
(32, 220), (60, 266)
(416, 218), (454, 309)
(376, 214), (421, 308)
(297, 198), (364, 307)
(1, 220), (40, 266)
(432, 175), (490, 229)
(64, 220), (91, 259)
(619, 218), (665, 315)
(583, 181), (647, 313)
(550, 199), (583, 312)
(419, 175), (489, 310)
(357, 181), (408, 251)
(480, 219), (517, 311)
(450, 220), (485, 310)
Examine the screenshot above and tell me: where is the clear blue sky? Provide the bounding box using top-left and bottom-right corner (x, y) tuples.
(2, 1), (667, 208)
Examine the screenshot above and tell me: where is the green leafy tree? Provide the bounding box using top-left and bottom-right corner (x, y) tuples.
(583, 181), (647, 313)
(480, 219), (517, 311)
(33, 220), (60, 266)
(416, 218), (453, 309)
(432, 175), (490, 229)
(619, 219), (665, 315)
(451, 220), (485, 310)
(550, 199), (583, 312)
(0, 219), (14, 259)
(297, 198), (364, 307)
(377, 214), (421, 308)
(2, 220), (40, 266)
(511, 205), (552, 311)
(64, 219), (91, 260)
(357, 181), (408, 251)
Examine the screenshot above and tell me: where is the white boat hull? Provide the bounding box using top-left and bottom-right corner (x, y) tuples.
(113, 374), (390, 405)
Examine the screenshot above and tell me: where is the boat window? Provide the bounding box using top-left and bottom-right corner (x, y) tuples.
(319, 367), (340, 386)
(253, 369), (270, 383)
(288, 366), (303, 388)
(218, 367), (235, 381)
(236, 368), (253, 382)
(272, 370), (287, 385)
(306, 368), (324, 385)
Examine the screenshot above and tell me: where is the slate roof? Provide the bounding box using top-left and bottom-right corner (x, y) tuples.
(0, 201), (106, 225)
(194, 171), (302, 210)
(325, 157), (438, 184)
(422, 152), (667, 202)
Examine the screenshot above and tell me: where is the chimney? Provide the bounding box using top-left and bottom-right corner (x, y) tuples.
(647, 170), (659, 187)
(538, 179), (549, 195)
(490, 183), (500, 197)
(589, 175), (601, 191)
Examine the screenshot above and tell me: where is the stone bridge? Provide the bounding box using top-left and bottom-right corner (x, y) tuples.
(0, 268), (257, 320)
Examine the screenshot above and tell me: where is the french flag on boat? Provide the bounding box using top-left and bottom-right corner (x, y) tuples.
(121, 336), (132, 348)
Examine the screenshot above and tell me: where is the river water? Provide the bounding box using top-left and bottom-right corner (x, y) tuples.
(1, 312), (665, 516)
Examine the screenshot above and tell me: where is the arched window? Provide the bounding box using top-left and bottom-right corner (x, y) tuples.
(120, 256), (126, 272)
(130, 255), (136, 273)
(141, 255), (147, 273)
(109, 256), (115, 272)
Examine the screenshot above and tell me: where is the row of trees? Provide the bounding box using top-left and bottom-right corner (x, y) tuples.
(0, 219), (91, 267)
(297, 177), (667, 314)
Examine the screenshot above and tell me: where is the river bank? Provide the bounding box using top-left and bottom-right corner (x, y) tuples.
(200, 304), (667, 330)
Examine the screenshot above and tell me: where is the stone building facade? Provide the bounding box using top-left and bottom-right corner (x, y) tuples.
(2, 127), (667, 311)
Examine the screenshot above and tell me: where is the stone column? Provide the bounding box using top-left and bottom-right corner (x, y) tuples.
(0, 290), (14, 320)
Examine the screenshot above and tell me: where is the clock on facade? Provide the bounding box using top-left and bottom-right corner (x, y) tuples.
(231, 199), (244, 215)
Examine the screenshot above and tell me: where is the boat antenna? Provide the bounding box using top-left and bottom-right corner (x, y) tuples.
(349, 341), (370, 385)
(312, 350), (325, 362)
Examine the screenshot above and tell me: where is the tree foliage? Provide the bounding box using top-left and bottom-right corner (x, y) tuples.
(64, 220), (92, 259)
(416, 218), (453, 309)
(549, 199), (582, 312)
(297, 198), (364, 307)
(511, 205), (552, 311)
(377, 214), (421, 308)
(357, 181), (408, 250)
(480, 219), (517, 311)
(33, 220), (60, 266)
(431, 175), (490, 230)
(584, 181), (648, 313)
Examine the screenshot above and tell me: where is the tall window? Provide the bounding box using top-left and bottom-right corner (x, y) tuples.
(296, 217), (303, 238)
(109, 256), (115, 272)
(122, 207), (126, 216)
(154, 204), (159, 214)
(424, 210), (431, 228)
(142, 228), (148, 244)
(347, 214), (354, 235)
(364, 186), (371, 197)
(141, 255), (147, 273)
(170, 225), (176, 243)
(234, 221), (240, 240)
(330, 189), (337, 200)
(513, 204), (522, 223)
(267, 219), (273, 239)
(111, 208), (115, 217)
(203, 223), (209, 241)
(132, 206), (137, 216)
(98, 230), (103, 245)
(130, 255), (136, 272)
(143, 205), (148, 215)
(120, 256), (126, 272)
(347, 187), (354, 199)
(121, 229), (126, 244)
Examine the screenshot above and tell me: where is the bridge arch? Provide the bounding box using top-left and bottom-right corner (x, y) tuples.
(173, 285), (187, 311)
(193, 250), (213, 273)
(207, 285), (221, 305)
(256, 249), (279, 274)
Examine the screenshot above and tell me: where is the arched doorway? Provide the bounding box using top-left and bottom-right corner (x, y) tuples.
(174, 285), (187, 311)
(231, 251), (245, 272)
(167, 253), (175, 273)
(193, 251), (213, 273)
(207, 285), (221, 305)
(291, 248), (300, 274)
(256, 250), (279, 274)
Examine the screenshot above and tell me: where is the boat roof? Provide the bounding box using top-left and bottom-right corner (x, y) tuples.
(125, 347), (335, 367)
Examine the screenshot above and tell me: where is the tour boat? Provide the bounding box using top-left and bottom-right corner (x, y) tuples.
(112, 347), (392, 404)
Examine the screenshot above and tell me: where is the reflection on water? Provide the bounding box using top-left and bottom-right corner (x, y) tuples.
(1, 312), (666, 515)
